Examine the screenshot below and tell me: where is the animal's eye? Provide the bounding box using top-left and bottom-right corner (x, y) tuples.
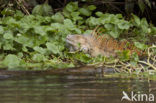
(81, 47), (89, 53)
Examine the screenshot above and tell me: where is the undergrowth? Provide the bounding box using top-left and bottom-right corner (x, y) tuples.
(0, 2), (155, 71)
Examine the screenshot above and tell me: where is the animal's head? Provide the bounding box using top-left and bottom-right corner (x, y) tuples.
(66, 34), (91, 53)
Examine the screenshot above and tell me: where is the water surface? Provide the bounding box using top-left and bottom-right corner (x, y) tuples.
(0, 73), (155, 103)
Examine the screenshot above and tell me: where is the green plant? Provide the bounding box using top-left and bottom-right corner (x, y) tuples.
(0, 2), (155, 70)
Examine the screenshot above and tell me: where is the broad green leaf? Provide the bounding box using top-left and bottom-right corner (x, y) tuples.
(109, 26), (120, 38)
(132, 14), (141, 26)
(3, 41), (15, 50)
(14, 10), (24, 20)
(1, 8), (15, 16)
(3, 54), (20, 68)
(79, 8), (91, 16)
(138, 0), (145, 13)
(151, 26), (156, 35)
(141, 18), (148, 27)
(95, 12), (103, 17)
(52, 12), (64, 23)
(33, 46), (47, 54)
(32, 3), (53, 16)
(88, 5), (96, 11)
(32, 53), (46, 62)
(65, 2), (78, 12)
(34, 26), (47, 36)
(117, 20), (130, 30)
(145, 0), (151, 8)
(119, 50), (130, 61)
(104, 24), (114, 30)
(3, 31), (14, 39)
(64, 19), (75, 29)
(134, 42), (148, 50)
(86, 17), (100, 26)
(71, 12), (83, 21)
(46, 42), (60, 54)
(0, 26), (4, 34)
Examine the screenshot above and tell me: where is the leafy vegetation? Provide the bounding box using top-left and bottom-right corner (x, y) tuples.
(0, 2), (155, 71)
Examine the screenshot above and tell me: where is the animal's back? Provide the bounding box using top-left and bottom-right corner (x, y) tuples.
(66, 27), (145, 57)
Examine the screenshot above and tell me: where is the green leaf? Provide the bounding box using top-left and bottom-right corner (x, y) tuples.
(132, 14), (141, 26)
(95, 12), (103, 17)
(0, 26), (4, 34)
(1, 8), (15, 16)
(3, 54), (20, 68)
(46, 42), (60, 54)
(141, 18), (148, 27)
(86, 17), (100, 26)
(117, 20), (130, 30)
(33, 46), (47, 54)
(32, 53), (46, 62)
(3, 41), (15, 50)
(32, 3), (53, 16)
(74, 52), (91, 63)
(138, 0), (145, 13)
(134, 42), (148, 50)
(71, 12), (83, 21)
(34, 26), (47, 36)
(79, 8), (91, 16)
(88, 5), (96, 11)
(64, 19), (75, 29)
(140, 18), (149, 33)
(109, 26), (120, 38)
(151, 26), (156, 35)
(51, 12), (64, 23)
(3, 31), (14, 39)
(145, 0), (151, 8)
(119, 50), (130, 61)
(65, 2), (78, 12)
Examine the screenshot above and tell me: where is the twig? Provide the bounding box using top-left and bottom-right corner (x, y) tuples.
(15, 0), (30, 15)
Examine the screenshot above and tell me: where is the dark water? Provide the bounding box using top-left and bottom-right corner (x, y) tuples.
(0, 74), (156, 103)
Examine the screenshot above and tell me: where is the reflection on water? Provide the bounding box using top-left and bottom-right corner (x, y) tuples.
(0, 74), (155, 103)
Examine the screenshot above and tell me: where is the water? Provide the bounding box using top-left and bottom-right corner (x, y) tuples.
(0, 73), (155, 103)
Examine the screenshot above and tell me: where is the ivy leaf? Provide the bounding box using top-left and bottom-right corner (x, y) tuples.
(3, 31), (14, 40)
(3, 41), (15, 50)
(79, 8), (91, 16)
(109, 26), (120, 38)
(140, 18), (149, 33)
(132, 14), (141, 26)
(65, 2), (78, 12)
(1, 8), (15, 16)
(32, 3), (53, 16)
(34, 26), (47, 36)
(95, 12), (103, 17)
(117, 20), (130, 30)
(71, 12), (83, 21)
(51, 12), (64, 23)
(88, 5), (96, 11)
(138, 0), (146, 13)
(86, 17), (100, 26)
(46, 42), (60, 54)
(64, 19), (75, 30)
(119, 50), (130, 61)
(134, 42), (148, 50)
(32, 53), (46, 62)
(0, 26), (4, 34)
(33, 46), (47, 54)
(130, 53), (139, 66)
(3, 54), (20, 69)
